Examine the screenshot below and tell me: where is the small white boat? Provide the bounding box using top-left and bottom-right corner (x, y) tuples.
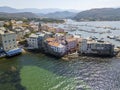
(107, 36), (115, 39)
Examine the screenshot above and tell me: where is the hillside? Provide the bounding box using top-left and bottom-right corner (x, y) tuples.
(0, 6), (78, 19)
(0, 12), (38, 19)
(20, 8), (64, 14)
(0, 6), (79, 14)
(74, 8), (120, 21)
(37, 11), (77, 19)
(0, 6), (18, 13)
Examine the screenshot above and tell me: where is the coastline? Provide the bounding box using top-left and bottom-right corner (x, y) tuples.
(22, 48), (120, 61)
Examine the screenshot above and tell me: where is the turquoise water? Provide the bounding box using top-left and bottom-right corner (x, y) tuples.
(0, 52), (120, 90)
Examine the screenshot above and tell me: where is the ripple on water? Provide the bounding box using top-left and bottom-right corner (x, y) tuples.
(0, 53), (120, 90)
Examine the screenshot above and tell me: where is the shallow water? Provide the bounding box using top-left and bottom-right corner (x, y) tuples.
(0, 52), (120, 90)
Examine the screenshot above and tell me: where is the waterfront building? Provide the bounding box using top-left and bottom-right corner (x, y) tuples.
(27, 34), (39, 49)
(27, 32), (51, 50)
(80, 39), (114, 56)
(48, 42), (66, 56)
(66, 38), (78, 52)
(0, 29), (22, 56)
(0, 30), (17, 51)
(37, 32), (50, 49)
(44, 37), (65, 56)
(45, 35), (78, 56)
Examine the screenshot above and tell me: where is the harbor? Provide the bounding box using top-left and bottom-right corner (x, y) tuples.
(1, 0), (120, 89)
(1, 20), (120, 90)
(1, 20), (120, 58)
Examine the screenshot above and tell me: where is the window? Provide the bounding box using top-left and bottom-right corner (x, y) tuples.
(4, 41), (7, 43)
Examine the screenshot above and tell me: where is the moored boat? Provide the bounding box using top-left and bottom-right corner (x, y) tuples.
(6, 48), (22, 57)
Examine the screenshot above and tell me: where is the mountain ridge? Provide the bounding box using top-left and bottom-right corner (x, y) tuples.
(37, 11), (77, 19)
(0, 12), (38, 19)
(0, 6), (80, 14)
(74, 8), (120, 21)
(0, 6), (77, 19)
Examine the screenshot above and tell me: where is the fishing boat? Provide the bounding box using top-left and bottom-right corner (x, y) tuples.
(107, 36), (116, 39)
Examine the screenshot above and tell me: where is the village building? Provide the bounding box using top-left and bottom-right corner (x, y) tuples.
(48, 42), (66, 56)
(80, 39), (115, 56)
(66, 38), (78, 52)
(14, 28), (24, 41)
(0, 29), (22, 56)
(55, 28), (64, 33)
(27, 32), (51, 50)
(24, 29), (31, 36)
(27, 34), (39, 49)
(0, 30), (17, 51)
(0, 21), (5, 27)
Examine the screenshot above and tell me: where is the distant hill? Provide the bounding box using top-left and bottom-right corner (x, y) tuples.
(20, 8), (64, 14)
(0, 6), (79, 14)
(0, 6), (78, 19)
(37, 11), (77, 19)
(0, 6), (64, 14)
(0, 12), (38, 19)
(0, 6), (18, 13)
(74, 8), (120, 21)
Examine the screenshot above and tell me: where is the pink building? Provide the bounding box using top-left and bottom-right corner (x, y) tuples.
(55, 28), (64, 33)
(66, 38), (77, 52)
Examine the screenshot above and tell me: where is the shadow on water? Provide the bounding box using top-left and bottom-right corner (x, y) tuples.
(0, 66), (26, 90)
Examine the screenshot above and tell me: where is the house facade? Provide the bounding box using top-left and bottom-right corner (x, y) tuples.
(0, 30), (17, 52)
(80, 39), (114, 56)
(27, 34), (39, 49)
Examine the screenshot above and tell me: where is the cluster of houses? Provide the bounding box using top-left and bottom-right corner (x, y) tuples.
(0, 20), (40, 57)
(27, 31), (79, 56)
(26, 24), (115, 57)
(0, 20), (115, 58)
(80, 38), (115, 56)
